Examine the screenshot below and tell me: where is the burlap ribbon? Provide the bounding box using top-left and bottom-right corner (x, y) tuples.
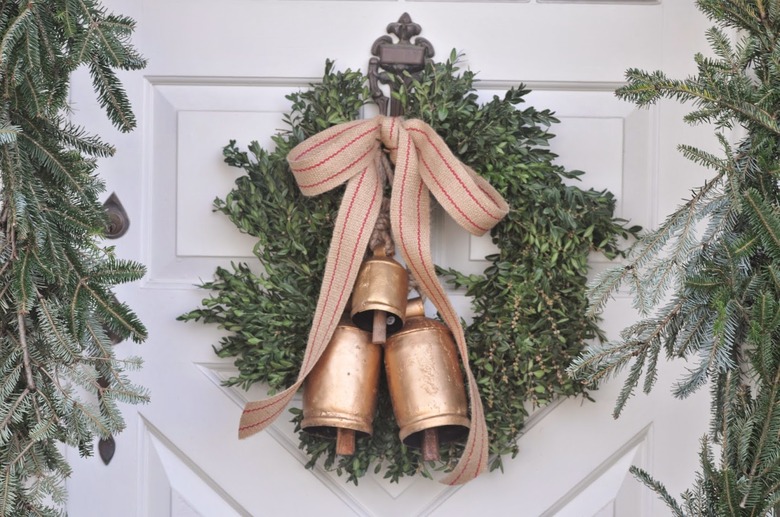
(238, 116), (509, 485)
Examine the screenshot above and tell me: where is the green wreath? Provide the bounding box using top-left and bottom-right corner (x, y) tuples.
(180, 53), (637, 483)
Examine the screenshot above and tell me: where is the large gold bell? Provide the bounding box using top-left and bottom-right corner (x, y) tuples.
(351, 248), (409, 344)
(384, 298), (469, 461)
(302, 317), (382, 455)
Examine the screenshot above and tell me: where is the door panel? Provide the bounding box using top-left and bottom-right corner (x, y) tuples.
(66, 1), (713, 515)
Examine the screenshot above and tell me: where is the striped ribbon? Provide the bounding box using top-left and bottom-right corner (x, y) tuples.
(238, 116), (509, 485)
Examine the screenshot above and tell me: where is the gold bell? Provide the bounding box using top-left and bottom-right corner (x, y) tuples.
(351, 248), (409, 344)
(301, 316), (382, 455)
(384, 298), (470, 461)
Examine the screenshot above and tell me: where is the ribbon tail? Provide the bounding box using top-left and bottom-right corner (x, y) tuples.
(390, 128), (490, 485)
(238, 164), (383, 438)
(239, 385), (299, 439)
(440, 342), (489, 485)
(407, 120), (509, 236)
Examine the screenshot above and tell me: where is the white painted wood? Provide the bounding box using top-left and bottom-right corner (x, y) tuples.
(65, 1), (714, 515)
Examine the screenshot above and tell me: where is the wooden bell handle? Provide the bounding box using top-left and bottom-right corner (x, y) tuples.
(336, 428), (356, 456)
(421, 428), (440, 462)
(372, 310), (387, 344)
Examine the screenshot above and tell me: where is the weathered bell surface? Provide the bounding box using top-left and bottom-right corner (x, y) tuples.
(384, 298), (469, 460)
(350, 248), (409, 344)
(302, 317), (382, 455)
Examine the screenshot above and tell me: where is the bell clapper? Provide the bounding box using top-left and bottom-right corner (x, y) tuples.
(421, 428), (440, 462)
(336, 428), (356, 456)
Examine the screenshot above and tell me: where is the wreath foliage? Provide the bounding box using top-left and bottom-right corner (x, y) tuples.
(180, 53), (638, 483)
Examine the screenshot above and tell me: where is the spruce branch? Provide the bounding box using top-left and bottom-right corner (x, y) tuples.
(631, 466), (687, 517)
(17, 313), (34, 391)
(740, 365), (780, 508)
(618, 71), (779, 133)
(577, 1), (780, 513)
(0, 1), (146, 512)
(0, 388), (28, 435)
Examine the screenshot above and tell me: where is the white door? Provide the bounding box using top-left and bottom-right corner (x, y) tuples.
(66, 1), (714, 515)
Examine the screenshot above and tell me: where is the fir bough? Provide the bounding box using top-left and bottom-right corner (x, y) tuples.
(182, 53), (635, 483)
(0, 2), (147, 515)
(570, 1), (780, 514)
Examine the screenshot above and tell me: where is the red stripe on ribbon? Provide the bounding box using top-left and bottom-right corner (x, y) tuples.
(408, 126), (504, 222)
(292, 120), (371, 160)
(294, 125), (377, 173)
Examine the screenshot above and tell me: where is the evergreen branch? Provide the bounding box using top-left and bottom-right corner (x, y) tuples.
(0, 388), (29, 437)
(0, 469), (17, 517)
(62, 0), (79, 37)
(0, 122), (18, 144)
(705, 26), (736, 66)
(614, 349), (647, 416)
(618, 71), (780, 134)
(22, 22), (42, 89)
(744, 188), (780, 260)
(16, 313), (35, 391)
(630, 266), (651, 316)
(11, 247), (34, 312)
(18, 132), (86, 196)
(611, 171), (724, 285)
(5, 431), (39, 476)
(714, 1), (766, 35)
(674, 308), (712, 357)
(55, 119), (114, 157)
(586, 265), (628, 317)
(31, 5), (56, 67)
(631, 466), (686, 517)
(721, 467), (740, 515)
(0, 1), (146, 510)
(36, 298), (79, 362)
(79, 281), (146, 342)
(732, 234), (759, 257)
(84, 319), (146, 400)
(741, 366), (780, 508)
(678, 143), (728, 171)
(0, 6), (33, 78)
(87, 57), (136, 131)
(34, 365), (110, 437)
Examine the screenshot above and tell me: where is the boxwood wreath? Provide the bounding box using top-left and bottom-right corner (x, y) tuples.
(180, 53), (639, 483)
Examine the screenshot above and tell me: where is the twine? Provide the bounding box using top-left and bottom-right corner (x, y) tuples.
(238, 116), (509, 485)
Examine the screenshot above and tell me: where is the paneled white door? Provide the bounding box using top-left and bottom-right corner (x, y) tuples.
(66, 1), (714, 515)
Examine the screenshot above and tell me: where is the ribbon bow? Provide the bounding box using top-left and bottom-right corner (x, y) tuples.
(238, 116), (509, 485)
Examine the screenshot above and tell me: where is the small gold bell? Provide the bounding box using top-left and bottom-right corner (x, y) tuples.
(301, 316), (382, 455)
(384, 298), (470, 461)
(351, 248), (409, 344)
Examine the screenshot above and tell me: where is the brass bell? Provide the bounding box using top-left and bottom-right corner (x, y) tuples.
(384, 298), (470, 461)
(351, 248), (409, 344)
(301, 316), (382, 455)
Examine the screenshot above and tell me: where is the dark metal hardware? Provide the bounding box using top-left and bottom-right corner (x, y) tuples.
(97, 374), (116, 465)
(103, 192), (130, 239)
(368, 13), (435, 116)
(98, 435), (116, 465)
